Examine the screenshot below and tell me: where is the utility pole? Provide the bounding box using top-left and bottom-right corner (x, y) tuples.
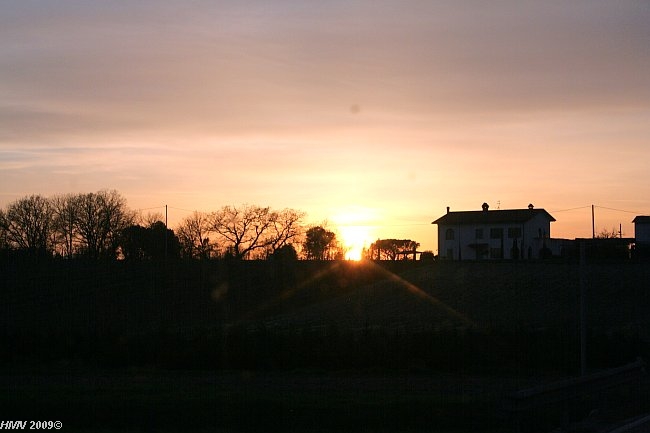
(591, 205), (595, 239)
(579, 240), (587, 376)
(165, 204), (168, 261)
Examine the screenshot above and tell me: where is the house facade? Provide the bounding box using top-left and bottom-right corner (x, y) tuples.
(633, 216), (650, 244)
(633, 216), (650, 259)
(432, 203), (557, 260)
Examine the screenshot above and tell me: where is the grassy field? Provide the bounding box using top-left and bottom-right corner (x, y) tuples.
(2, 259), (650, 431)
(1, 368), (551, 432)
(3, 259), (649, 333)
(2, 259), (650, 371)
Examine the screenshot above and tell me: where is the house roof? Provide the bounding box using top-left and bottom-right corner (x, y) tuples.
(633, 216), (650, 224)
(432, 208), (556, 225)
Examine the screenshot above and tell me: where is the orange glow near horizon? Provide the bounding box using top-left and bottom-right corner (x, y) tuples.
(1, 2), (649, 257)
(340, 225), (372, 260)
(332, 207), (378, 260)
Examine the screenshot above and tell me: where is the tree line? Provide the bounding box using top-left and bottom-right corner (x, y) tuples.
(0, 190), (428, 261)
(0, 190), (131, 259)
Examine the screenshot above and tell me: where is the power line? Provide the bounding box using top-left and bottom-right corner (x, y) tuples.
(594, 205), (643, 215)
(549, 205), (646, 215)
(549, 205), (591, 213)
(168, 206), (200, 213)
(135, 205), (166, 212)
(136, 205), (207, 215)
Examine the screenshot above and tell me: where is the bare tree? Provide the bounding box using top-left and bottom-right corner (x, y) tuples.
(51, 193), (80, 258)
(4, 194), (53, 254)
(210, 204), (273, 259)
(138, 211), (164, 228)
(266, 208), (306, 255)
(76, 192), (105, 258)
(75, 190), (133, 259)
(176, 211), (216, 259)
(596, 227), (620, 239)
(0, 208), (9, 250)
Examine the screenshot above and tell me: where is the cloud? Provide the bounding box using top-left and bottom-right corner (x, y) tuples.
(3, 0), (648, 145)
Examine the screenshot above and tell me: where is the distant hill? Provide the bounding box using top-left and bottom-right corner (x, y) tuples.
(256, 261), (650, 337)
(3, 259), (650, 335)
(2, 259), (649, 371)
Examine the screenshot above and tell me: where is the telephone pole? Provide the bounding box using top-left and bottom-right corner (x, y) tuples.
(591, 205), (595, 239)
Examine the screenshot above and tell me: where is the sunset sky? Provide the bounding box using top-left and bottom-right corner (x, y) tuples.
(1, 1), (649, 254)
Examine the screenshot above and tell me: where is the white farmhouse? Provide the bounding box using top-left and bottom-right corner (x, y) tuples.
(432, 203), (557, 260)
(632, 216), (650, 244)
(632, 216), (650, 259)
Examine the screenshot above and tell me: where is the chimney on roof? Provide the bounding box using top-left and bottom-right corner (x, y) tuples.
(446, 206), (450, 214)
(528, 203), (534, 210)
(482, 202), (489, 212)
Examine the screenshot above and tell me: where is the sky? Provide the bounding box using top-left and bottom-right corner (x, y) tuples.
(1, 0), (649, 254)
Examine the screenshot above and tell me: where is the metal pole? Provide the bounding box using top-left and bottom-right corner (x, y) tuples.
(592, 205), (595, 239)
(165, 204), (168, 260)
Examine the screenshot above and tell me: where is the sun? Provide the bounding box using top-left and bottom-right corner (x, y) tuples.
(332, 206), (378, 260)
(339, 225), (371, 261)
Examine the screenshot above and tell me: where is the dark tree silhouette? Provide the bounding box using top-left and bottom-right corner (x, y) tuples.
(120, 221), (180, 260)
(271, 243), (298, 261)
(176, 211), (216, 259)
(303, 226), (337, 260)
(0, 208), (9, 250)
(148, 221), (180, 260)
(4, 194), (52, 254)
(266, 208), (305, 255)
(51, 193), (80, 258)
(119, 225), (149, 260)
(75, 190), (133, 259)
(367, 239), (420, 260)
(139, 211), (164, 228)
(596, 227), (620, 239)
(210, 204), (273, 259)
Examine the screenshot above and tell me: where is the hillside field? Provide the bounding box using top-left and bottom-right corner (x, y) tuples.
(2, 258), (650, 431)
(2, 259), (649, 371)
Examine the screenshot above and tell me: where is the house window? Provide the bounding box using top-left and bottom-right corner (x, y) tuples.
(490, 228), (503, 239)
(445, 228), (455, 240)
(508, 227), (522, 238)
(490, 247), (503, 259)
(475, 228), (484, 239)
(447, 248), (454, 260)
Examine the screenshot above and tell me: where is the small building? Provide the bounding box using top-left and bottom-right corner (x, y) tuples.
(633, 216), (650, 244)
(632, 216), (650, 259)
(432, 203), (557, 260)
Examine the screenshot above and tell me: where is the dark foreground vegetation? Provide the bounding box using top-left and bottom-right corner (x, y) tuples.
(2, 258), (650, 431)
